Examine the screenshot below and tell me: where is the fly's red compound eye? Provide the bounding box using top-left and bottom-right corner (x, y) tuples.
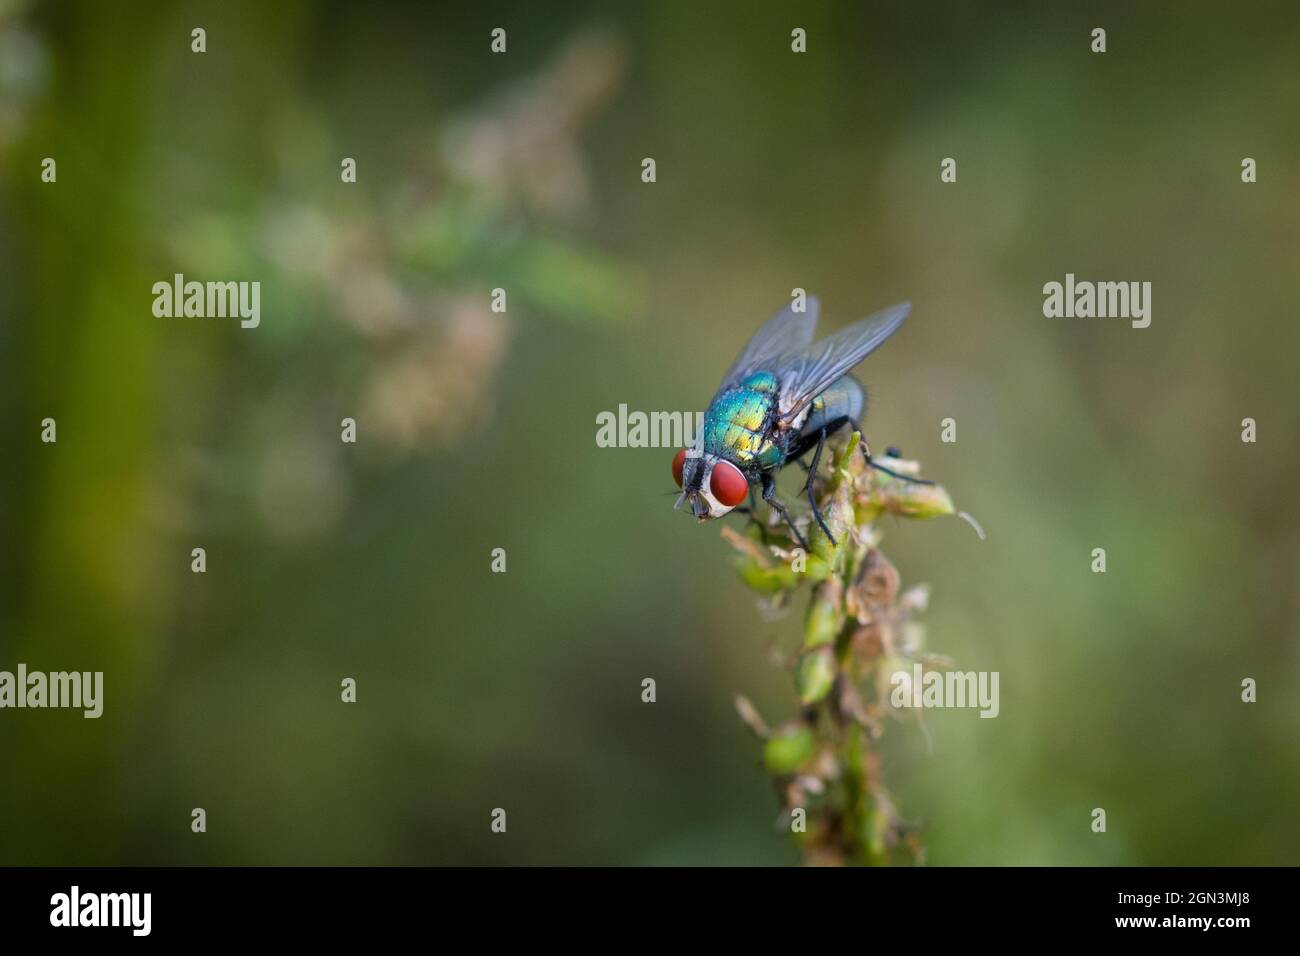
(671, 448), (687, 488)
(709, 460), (749, 507)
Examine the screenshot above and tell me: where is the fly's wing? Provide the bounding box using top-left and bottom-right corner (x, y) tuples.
(776, 302), (911, 423)
(712, 296), (820, 400)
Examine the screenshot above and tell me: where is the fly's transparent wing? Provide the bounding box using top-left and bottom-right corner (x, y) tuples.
(713, 295), (820, 399)
(776, 302), (911, 422)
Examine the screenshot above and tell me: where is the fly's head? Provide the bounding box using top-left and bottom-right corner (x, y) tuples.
(672, 447), (750, 520)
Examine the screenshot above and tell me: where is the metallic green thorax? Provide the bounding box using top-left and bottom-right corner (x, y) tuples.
(704, 371), (866, 475)
(703, 371), (787, 472)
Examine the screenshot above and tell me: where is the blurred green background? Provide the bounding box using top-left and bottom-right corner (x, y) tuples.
(1, 0), (1297, 865)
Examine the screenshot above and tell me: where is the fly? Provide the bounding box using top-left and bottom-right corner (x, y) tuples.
(672, 294), (928, 549)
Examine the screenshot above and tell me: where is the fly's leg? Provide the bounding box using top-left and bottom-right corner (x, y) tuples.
(761, 471), (808, 551)
(736, 484), (770, 545)
(803, 427), (836, 545)
(846, 417), (935, 486)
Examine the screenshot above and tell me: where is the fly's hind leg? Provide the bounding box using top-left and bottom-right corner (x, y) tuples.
(845, 417), (935, 486)
(761, 471), (808, 551)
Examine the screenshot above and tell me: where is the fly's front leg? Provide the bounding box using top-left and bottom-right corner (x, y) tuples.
(761, 471), (807, 552)
(738, 484), (769, 546)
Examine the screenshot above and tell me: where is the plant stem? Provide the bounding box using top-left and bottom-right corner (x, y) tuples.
(731, 432), (956, 865)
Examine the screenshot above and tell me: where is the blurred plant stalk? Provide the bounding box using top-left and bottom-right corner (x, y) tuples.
(729, 435), (956, 865)
(161, 28), (641, 542)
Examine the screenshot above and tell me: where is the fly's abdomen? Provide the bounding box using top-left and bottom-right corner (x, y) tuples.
(801, 375), (865, 438)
